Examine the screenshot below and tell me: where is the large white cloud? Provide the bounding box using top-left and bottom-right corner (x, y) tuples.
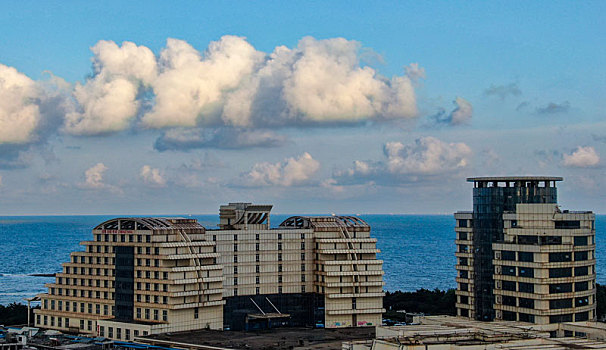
(242, 152), (320, 187)
(2, 35), (422, 149)
(64, 40), (157, 135)
(0, 64), (41, 144)
(142, 36), (264, 128)
(82, 162), (109, 188)
(562, 146), (600, 168)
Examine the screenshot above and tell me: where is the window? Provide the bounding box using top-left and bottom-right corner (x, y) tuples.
(575, 266), (589, 276)
(194, 307), (199, 319)
(256, 254), (260, 262)
(550, 268), (572, 278)
(233, 255), (238, 263)
(576, 281), (589, 291)
(519, 298), (534, 309)
(256, 265), (260, 273)
(575, 297), (589, 307)
(301, 253), (305, 261)
(162, 310), (168, 321)
(256, 287), (260, 294)
(575, 251), (589, 261)
(256, 276), (260, 284)
(459, 245), (469, 253)
(502, 266), (516, 276)
(555, 220), (580, 229)
(458, 219), (468, 228)
(549, 252), (572, 262)
(574, 236), (588, 246)
(518, 235), (538, 245)
(502, 280), (516, 291)
(278, 253), (282, 261)
(278, 242), (282, 251)
(517, 251), (533, 262)
(576, 312), (589, 322)
(549, 283), (572, 294)
(301, 274), (306, 282)
(278, 275), (282, 283)
(255, 243), (260, 251)
(501, 251), (515, 261)
(519, 282), (534, 293)
(233, 266), (238, 274)
(503, 296), (516, 306)
(459, 270), (468, 278)
(301, 263), (306, 271)
(518, 313), (534, 323)
(234, 277), (238, 286)
(550, 298), (572, 309)
(458, 232), (467, 240)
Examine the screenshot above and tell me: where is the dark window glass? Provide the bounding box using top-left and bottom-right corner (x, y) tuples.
(518, 235), (538, 245)
(458, 232), (467, 240)
(459, 245), (469, 253)
(502, 266), (516, 276)
(519, 267), (534, 278)
(550, 268), (572, 278)
(575, 297), (589, 307)
(459, 270), (468, 278)
(519, 282), (534, 293)
(575, 266), (589, 276)
(502, 280), (516, 291)
(549, 283), (573, 294)
(459, 283), (468, 291)
(519, 298), (534, 309)
(575, 281), (589, 292)
(550, 298), (572, 309)
(503, 296), (516, 306)
(518, 313), (535, 323)
(540, 236), (562, 245)
(502, 251), (516, 261)
(518, 252), (534, 262)
(503, 311), (516, 321)
(549, 252), (572, 262)
(575, 312), (589, 322)
(458, 219), (468, 228)
(555, 220), (580, 229)
(459, 296), (468, 304)
(550, 314), (573, 323)
(459, 257), (468, 266)
(574, 251), (589, 261)
(574, 236), (588, 246)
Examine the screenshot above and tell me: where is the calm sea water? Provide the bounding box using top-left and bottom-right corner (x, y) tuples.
(0, 215), (604, 305)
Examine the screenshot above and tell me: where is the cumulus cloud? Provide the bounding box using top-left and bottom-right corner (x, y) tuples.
(0, 64), (42, 144)
(82, 163), (108, 188)
(484, 83), (521, 100)
(64, 40), (157, 135)
(154, 128), (286, 152)
(536, 101), (570, 115)
(335, 136), (472, 185)
(562, 146), (600, 168)
(1, 35), (423, 153)
(239, 152), (320, 187)
(431, 97), (473, 125)
(140, 165), (166, 187)
(79, 162), (121, 193)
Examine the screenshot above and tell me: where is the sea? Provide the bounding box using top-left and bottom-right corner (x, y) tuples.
(1, 214), (604, 305)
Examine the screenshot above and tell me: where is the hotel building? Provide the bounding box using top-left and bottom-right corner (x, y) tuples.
(455, 177), (596, 324)
(34, 203), (384, 339)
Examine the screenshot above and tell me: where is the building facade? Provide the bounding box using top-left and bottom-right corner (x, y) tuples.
(34, 203), (384, 339)
(455, 177), (596, 324)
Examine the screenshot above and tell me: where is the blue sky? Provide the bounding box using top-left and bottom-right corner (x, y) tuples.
(0, 1), (604, 215)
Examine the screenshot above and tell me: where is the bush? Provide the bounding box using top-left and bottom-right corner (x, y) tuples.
(0, 303), (30, 326)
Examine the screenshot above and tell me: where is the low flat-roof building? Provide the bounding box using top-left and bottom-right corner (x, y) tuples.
(34, 203), (384, 340)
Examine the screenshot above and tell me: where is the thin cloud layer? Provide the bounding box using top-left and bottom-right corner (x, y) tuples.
(536, 101), (570, 115)
(484, 83), (521, 100)
(154, 128), (286, 152)
(562, 146), (600, 168)
(240, 152), (320, 187)
(335, 136), (472, 185)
